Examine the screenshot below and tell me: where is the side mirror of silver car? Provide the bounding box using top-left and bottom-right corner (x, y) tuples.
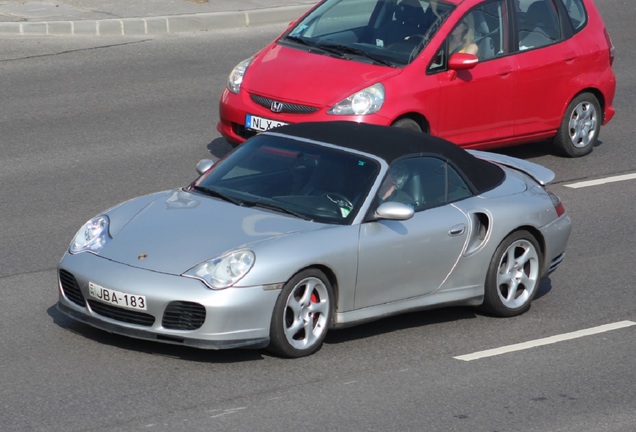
(375, 202), (414, 221)
(196, 159), (215, 175)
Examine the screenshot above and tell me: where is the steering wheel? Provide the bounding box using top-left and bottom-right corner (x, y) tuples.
(406, 34), (426, 63)
(405, 34), (425, 43)
(322, 192), (353, 211)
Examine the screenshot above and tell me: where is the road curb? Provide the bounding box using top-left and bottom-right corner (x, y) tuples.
(0, 5), (308, 36)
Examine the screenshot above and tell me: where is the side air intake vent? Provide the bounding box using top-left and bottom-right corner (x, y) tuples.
(465, 212), (490, 256)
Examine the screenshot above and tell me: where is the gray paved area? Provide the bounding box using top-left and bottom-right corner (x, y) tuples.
(0, 0), (318, 36)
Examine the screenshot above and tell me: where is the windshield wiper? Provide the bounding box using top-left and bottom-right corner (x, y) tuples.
(285, 35), (328, 52)
(192, 186), (243, 206)
(285, 35), (314, 46)
(243, 200), (312, 221)
(286, 36), (395, 66)
(315, 43), (395, 67)
(285, 36), (348, 58)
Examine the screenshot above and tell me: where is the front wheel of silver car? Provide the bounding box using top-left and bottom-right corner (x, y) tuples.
(268, 269), (333, 358)
(553, 93), (601, 157)
(481, 231), (542, 317)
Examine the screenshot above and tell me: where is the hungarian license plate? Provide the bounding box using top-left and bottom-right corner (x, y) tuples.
(245, 114), (287, 132)
(88, 282), (147, 311)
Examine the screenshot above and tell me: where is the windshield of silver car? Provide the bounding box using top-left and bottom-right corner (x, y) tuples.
(192, 135), (380, 224)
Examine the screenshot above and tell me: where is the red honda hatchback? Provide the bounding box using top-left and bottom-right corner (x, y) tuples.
(218, 0), (616, 157)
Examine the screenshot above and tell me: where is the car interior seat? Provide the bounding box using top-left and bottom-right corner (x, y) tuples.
(289, 156), (318, 195)
(403, 173), (424, 209)
(472, 11), (495, 60)
(526, 0), (560, 40)
(376, 0), (427, 47)
(519, 0), (559, 49)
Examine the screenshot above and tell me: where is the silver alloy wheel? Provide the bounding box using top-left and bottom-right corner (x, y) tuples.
(496, 239), (540, 309)
(283, 276), (330, 350)
(568, 100), (598, 149)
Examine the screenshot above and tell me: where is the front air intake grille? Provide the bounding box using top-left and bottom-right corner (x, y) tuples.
(162, 301), (206, 330)
(250, 94), (320, 114)
(233, 123), (258, 140)
(59, 269), (86, 307)
(88, 300), (155, 327)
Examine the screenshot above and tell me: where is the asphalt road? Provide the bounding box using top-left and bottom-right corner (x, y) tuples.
(1, 2), (634, 431)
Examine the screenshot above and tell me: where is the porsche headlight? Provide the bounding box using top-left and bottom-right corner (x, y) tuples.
(227, 57), (253, 94)
(184, 249), (255, 290)
(70, 215), (110, 254)
(328, 83), (385, 115)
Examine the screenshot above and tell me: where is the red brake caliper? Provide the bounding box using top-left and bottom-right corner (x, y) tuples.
(310, 292), (319, 324)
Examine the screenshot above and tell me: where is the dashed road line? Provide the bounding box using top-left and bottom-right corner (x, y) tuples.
(209, 407), (246, 418)
(454, 320), (636, 361)
(564, 173), (636, 189)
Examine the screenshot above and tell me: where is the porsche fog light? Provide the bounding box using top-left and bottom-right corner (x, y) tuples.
(184, 250), (255, 289)
(328, 83), (385, 115)
(227, 57), (253, 94)
(70, 215), (111, 254)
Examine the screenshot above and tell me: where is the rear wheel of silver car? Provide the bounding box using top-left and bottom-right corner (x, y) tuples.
(481, 231), (542, 317)
(268, 269), (333, 358)
(553, 93), (601, 157)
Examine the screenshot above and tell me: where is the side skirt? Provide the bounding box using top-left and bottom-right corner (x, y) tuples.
(332, 285), (482, 329)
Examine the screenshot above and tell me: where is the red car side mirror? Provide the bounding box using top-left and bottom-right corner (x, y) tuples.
(448, 53), (479, 71)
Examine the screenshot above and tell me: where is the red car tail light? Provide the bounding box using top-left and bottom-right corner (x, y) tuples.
(604, 28), (615, 67)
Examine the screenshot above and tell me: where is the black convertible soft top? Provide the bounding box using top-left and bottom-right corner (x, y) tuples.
(268, 121), (505, 194)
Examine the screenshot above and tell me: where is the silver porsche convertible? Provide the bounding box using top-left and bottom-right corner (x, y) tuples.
(57, 122), (571, 357)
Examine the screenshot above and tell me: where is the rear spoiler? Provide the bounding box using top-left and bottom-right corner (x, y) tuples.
(468, 150), (555, 186)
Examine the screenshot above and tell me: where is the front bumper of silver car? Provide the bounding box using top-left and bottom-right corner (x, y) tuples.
(57, 252), (280, 350)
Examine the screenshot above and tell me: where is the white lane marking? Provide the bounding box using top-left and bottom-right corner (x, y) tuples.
(564, 173), (636, 189)
(209, 407), (246, 418)
(454, 320), (636, 362)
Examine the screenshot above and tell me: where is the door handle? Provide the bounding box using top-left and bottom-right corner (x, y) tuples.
(497, 67), (513, 77)
(562, 51), (577, 62)
(449, 224), (465, 236)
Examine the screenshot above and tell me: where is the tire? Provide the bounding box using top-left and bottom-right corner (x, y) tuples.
(392, 118), (423, 133)
(553, 93), (601, 157)
(268, 269), (334, 358)
(481, 230), (542, 317)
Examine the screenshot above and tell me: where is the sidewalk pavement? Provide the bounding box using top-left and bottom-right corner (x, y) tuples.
(0, 0), (317, 36)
